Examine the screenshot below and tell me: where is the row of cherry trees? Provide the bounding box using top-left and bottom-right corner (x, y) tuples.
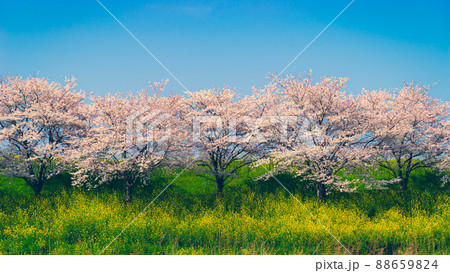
(1, 73), (449, 202)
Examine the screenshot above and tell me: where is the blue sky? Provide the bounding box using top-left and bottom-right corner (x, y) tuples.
(0, 0), (449, 100)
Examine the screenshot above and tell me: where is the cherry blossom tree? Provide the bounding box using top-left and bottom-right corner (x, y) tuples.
(0, 76), (86, 196)
(71, 81), (186, 202)
(359, 84), (450, 191)
(183, 86), (277, 196)
(3, 72), (447, 202)
(256, 73), (369, 202)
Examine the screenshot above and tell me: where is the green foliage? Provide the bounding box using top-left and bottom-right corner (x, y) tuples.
(0, 167), (449, 254)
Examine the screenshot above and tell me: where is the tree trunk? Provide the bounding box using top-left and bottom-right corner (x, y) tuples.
(24, 177), (44, 196)
(216, 176), (225, 198)
(33, 181), (44, 196)
(399, 177), (408, 192)
(124, 183), (133, 203)
(315, 181), (326, 202)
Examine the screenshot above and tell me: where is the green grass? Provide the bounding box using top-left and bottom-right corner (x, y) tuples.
(0, 167), (449, 255)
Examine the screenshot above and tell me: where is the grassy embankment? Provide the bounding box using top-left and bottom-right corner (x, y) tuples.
(0, 166), (449, 254)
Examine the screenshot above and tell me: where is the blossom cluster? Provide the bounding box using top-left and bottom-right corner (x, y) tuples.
(0, 73), (448, 201)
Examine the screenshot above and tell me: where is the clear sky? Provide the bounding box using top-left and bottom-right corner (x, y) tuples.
(0, 0), (449, 100)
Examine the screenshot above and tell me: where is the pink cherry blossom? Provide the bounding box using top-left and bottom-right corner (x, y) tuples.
(0, 76), (86, 195)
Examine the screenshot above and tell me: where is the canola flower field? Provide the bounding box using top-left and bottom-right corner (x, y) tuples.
(0, 168), (449, 255)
